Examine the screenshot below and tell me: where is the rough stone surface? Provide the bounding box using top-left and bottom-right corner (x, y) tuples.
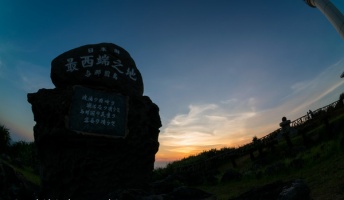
(27, 87), (161, 200)
(51, 43), (144, 96)
(278, 179), (310, 200)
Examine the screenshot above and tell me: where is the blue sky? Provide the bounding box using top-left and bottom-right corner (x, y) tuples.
(1, 0), (344, 167)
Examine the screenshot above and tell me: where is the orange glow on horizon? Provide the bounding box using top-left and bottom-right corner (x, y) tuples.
(155, 139), (251, 163)
(0, 118), (34, 142)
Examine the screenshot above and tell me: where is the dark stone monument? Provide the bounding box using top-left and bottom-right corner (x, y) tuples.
(27, 43), (161, 200)
(68, 86), (129, 138)
(51, 43), (143, 96)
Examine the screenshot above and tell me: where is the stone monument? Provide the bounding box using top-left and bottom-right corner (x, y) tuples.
(27, 43), (161, 199)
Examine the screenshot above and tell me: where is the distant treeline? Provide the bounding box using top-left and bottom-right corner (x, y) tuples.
(0, 125), (37, 170)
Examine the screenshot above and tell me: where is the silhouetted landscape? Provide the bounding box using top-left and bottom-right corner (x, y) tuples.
(151, 93), (344, 200)
(1, 92), (344, 199)
(1, 1), (344, 199)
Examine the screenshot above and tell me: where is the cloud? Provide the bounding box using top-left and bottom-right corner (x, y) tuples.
(249, 58), (344, 130)
(220, 98), (237, 104)
(0, 59), (53, 93)
(156, 57), (344, 162)
(16, 61), (54, 92)
(157, 98), (258, 161)
(283, 58), (344, 116)
(290, 81), (312, 93)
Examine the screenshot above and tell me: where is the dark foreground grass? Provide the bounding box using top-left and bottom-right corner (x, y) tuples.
(1, 158), (41, 186)
(197, 133), (344, 200)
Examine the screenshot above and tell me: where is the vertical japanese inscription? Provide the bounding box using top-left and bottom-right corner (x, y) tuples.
(68, 86), (128, 137)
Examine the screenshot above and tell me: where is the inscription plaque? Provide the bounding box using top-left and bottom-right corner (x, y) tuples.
(68, 86), (128, 137)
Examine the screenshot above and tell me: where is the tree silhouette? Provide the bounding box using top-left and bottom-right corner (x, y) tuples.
(0, 124), (11, 154)
(9, 141), (37, 168)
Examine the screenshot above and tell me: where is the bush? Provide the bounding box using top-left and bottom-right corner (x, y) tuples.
(9, 141), (37, 169)
(0, 125), (11, 154)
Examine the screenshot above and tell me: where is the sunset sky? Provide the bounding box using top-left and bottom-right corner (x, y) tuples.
(1, 0), (344, 168)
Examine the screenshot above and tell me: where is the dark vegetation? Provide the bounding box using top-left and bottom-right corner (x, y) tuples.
(152, 93), (344, 199)
(0, 93), (343, 199)
(0, 126), (38, 172)
(0, 125), (40, 199)
(0, 125), (40, 189)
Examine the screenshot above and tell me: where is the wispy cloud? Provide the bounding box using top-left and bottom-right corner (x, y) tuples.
(157, 98), (257, 161)
(16, 61), (54, 93)
(290, 81), (312, 93)
(156, 58), (344, 162)
(283, 58), (344, 116)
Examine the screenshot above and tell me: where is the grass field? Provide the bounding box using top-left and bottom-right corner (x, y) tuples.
(196, 113), (344, 200)
(198, 140), (344, 199)
(1, 158), (41, 186)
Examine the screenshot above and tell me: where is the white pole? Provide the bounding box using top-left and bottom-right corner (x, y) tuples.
(305, 0), (344, 39)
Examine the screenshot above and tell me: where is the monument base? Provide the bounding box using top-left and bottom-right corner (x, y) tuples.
(28, 87), (161, 199)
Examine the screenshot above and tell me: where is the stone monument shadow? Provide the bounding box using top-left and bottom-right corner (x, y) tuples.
(28, 43), (161, 199)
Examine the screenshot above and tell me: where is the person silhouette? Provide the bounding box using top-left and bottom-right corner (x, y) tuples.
(279, 117), (293, 149)
(308, 110), (314, 119)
